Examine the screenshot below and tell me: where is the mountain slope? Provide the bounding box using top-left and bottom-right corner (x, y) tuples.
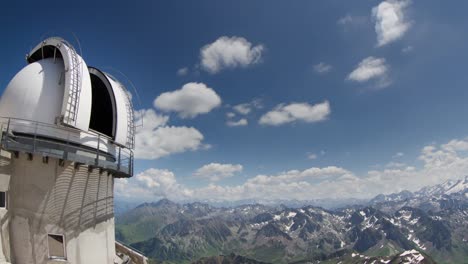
(116, 177), (468, 263)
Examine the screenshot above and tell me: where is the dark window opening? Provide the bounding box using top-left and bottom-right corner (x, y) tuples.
(89, 72), (115, 138)
(48, 234), (66, 259)
(0, 192), (6, 208)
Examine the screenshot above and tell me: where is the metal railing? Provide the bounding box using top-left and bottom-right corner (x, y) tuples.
(0, 117), (133, 177)
(115, 240), (147, 257)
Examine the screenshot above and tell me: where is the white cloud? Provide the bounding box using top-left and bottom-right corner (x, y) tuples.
(402, 46), (413, 53)
(338, 15), (354, 25)
(200, 36), (264, 73)
(226, 118), (248, 127)
(177, 67), (189, 76)
(313, 62), (332, 74)
(135, 108), (169, 128)
(117, 136), (468, 202)
(307, 153), (318, 160)
(233, 104), (252, 115)
(136, 168), (178, 188)
(347, 57), (391, 89)
(385, 161), (406, 168)
(225, 99), (262, 127)
(393, 152), (404, 158)
(372, 0), (411, 46)
(259, 101), (331, 126)
(348, 57), (388, 82)
(194, 163), (243, 182)
(442, 138), (468, 152)
(337, 15), (367, 27)
(232, 99), (263, 115)
(154, 82), (222, 118)
(134, 109), (206, 159)
(116, 168), (193, 201)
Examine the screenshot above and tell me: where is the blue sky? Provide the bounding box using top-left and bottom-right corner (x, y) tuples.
(2, 1), (468, 202)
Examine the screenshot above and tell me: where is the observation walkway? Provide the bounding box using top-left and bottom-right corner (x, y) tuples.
(0, 117), (133, 177)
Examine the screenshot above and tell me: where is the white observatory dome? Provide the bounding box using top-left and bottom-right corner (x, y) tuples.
(0, 37), (135, 177)
(0, 58), (66, 125)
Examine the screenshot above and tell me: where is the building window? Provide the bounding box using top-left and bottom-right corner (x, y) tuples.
(47, 234), (66, 259)
(0, 192), (6, 209)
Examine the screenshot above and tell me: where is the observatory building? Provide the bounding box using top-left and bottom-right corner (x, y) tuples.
(0, 37), (147, 263)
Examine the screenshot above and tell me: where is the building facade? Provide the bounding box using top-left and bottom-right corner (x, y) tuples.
(0, 37), (145, 264)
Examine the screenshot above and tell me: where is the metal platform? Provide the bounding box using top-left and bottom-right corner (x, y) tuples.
(0, 117), (133, 178)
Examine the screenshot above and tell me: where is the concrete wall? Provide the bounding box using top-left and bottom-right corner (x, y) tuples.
(0, 150), (12, 263)
(8, 153), (116, 264)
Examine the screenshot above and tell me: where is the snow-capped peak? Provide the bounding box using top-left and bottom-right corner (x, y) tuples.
(445, 176), (468, 194)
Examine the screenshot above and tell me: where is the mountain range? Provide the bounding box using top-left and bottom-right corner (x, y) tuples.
(115, 176), (468, 263)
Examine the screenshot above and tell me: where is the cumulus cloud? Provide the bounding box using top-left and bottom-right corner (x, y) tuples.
(402, 46), (413, 53)
(200, 36), (264, 73)
(154, 82), (221, 118)
(347, 57), (390, 88)
(117, 137), (468, 202)
(442, 138), (468, 152)
(225, 99), (262, 127)
(232, 99), (263, 115)
(194, 163), (243, 181)
(338, 15), (354, 25)
(259, 101), (331, 126)
(233, 104), (252, 115)
(385, 161), (406, 168)
(337, 15), (367, 27)
(313, 62), (332, 74)
(116, 168), (193, 200)
(372, 0), (411, 46)
(348, 57), (388, 82)
(226, 118), (248, 127)
(134, 109), (206, 159)
(177, 67), (189, 76)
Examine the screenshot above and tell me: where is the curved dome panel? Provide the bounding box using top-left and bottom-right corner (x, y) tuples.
(0, 58), (65, 124)
(104, 74), (135, 148)
(27, 37), (92, 131)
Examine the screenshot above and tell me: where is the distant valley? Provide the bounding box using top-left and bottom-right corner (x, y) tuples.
(115, 176), (468, 263)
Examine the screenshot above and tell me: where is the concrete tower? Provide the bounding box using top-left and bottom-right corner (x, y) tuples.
(0, 37), (145, 264)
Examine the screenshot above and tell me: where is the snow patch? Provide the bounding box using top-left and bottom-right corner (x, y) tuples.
(398, 210), (412, 221)
(400, 249), (419, 256)
(250, 221), (269, 229)
(287, 212), (297, 218)
(284, 220), (295, 231)
(408, 217), (419, 225)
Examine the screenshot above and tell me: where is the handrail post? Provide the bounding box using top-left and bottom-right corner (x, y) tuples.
(33, 122), (38, 152)
(6, 118), (10, 135)
(95, 134), (100, 166)
(117, 147), (121, 171)
(64, 128), (70, 160)
(130, 151), (134, 176)
(3, 118), (11, 147)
